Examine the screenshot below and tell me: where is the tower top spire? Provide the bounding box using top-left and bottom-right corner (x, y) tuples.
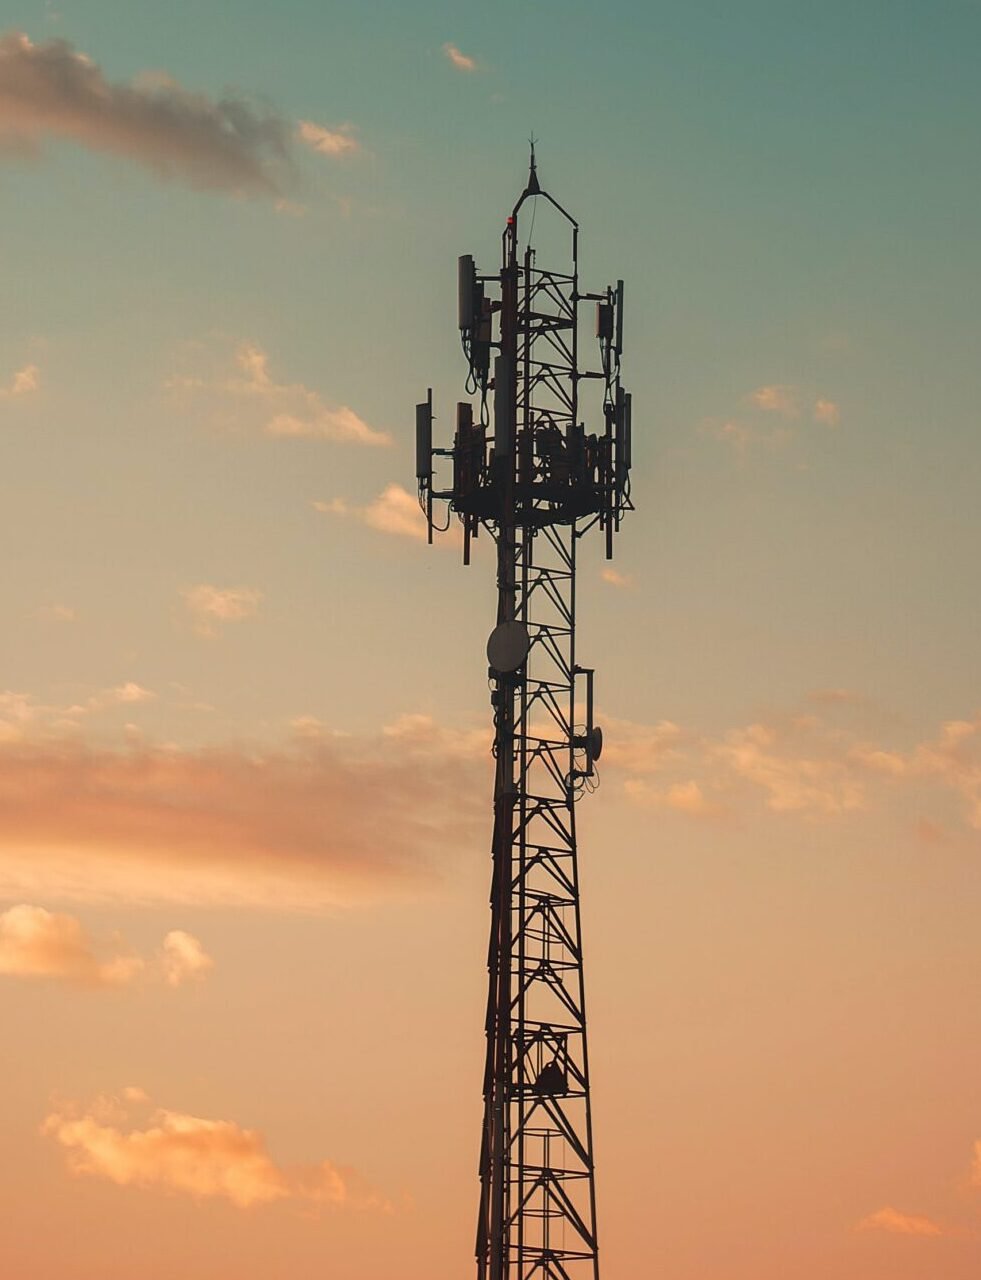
(526, 133), (541, 195)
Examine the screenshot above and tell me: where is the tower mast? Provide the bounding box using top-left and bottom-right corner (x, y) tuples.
(416, 153), (633, 1280)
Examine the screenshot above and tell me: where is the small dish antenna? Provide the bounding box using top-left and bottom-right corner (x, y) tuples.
(487, 620), (530, 673)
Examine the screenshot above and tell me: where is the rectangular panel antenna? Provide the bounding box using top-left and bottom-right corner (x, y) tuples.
(415, 396), (432, 480)
(458, 255), (475, 330)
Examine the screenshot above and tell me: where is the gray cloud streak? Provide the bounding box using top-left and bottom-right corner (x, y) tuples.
(0, 31), (293, 195)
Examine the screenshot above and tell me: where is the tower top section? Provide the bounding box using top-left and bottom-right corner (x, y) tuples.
(415, 157), (634, 561)
(511, 143), (574, 227)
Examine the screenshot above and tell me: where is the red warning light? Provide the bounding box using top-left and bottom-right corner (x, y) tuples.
(506, 217), (514, 225)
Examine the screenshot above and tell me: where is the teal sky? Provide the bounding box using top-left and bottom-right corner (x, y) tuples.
(3, 0), (980, 740)
(1, 5), (981, 1278)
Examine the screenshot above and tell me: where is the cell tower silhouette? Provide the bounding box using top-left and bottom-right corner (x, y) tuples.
(416, 148), (632, 1280)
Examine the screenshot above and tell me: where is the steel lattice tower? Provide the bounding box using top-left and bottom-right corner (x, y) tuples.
(416, 151), (632, 1280)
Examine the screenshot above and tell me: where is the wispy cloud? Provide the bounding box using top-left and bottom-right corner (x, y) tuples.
(5, 697), (978, 914)
(856, 1206), (943, 1237)
(600, 717), (686, 775)
(182, 584), (262, 638)
(857, 1141), (981, 1239)
(602, 704), (981, 831)
(0, 684), (158, 742)
(159, 930), (213, 987)
(0, 361), (40, 398)
(842, 714), (981, 830)
(705, 384), (841, 452)
(35, 603), (75, 623)
(0, 904), (211, 989)
(624, 777), (722, 817)
(813, 397), (841, 426)
(0, 720), (484, 910)
(698, 417), (791, 454)
(0, 32), (295, 196)
(910, 716), (981, 830)
(296, 119), (359, 157)
(42, 1090), (387, 1210)
(380, 711), (488, 761)
(315, 483), (433, 543)
(105, 681), (156, 705)
(712, 720), (864, 816)
(0, 904), (142, 987)
(805, 687), (867, 706)
(171, 341), (389, 446)
(749, 384), (799, 417)
(600, 566), (633, 589)
(442, 42), (477, 72)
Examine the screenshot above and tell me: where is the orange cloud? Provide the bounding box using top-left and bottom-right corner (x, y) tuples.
(623, 777), (722, 818)
(698, 416), (792, 453)
(600, 717), (686, 775)
(600, 566), (633, 589)
(35, 603), (75, 623)
(856, 1206), (943, 1237)
(442, 42), (477, 72)
(171, 341), (389, 446)
(159, 930), (213, 987)
(183, 584), (262, 637)
(106, 681), (155, 705)
(0, 361), (40, 397)
(381, 711), (488, 760)
(296, 119), (359, 156)
(0, 904), (212, 989)
(806, 687), (866, 705)
(0, 33), (294, 196)
(749, 384), (798, 417)
(0, 904), (142, 987)
(42, 1091), (386, 1210)
(849, 744), (908, 777)
(605, 704), (981, 830)
(317, 484), (433, 543)
(813, 397), (841, 426)
(711, 721), (865, 815)
(911, 717), (981, 829)
(0, 724), (483, 910)
(0, 684), (160, 742)
(4, 698), (978, 917)
(706, 386), (841, 453)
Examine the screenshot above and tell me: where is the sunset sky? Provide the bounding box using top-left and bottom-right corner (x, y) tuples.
(2, 3), (981, 1277)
